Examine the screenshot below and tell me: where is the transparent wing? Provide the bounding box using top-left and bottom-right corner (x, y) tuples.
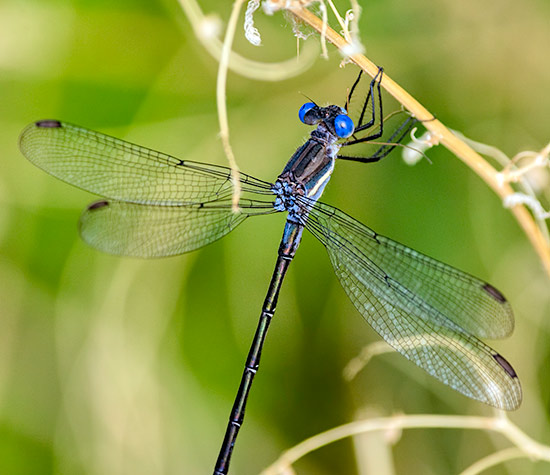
(19, 120), (273, 204)
(79, 199), (274, 258)
(304, 199), (521, 410)
(19, 120), (278, 257)
(306, 200), (513, 339)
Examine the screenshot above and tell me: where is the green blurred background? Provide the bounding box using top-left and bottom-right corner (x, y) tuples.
(1, 0), (550, 473)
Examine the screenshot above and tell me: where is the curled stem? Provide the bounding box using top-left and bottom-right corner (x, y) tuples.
(261, 412), (550, 474)
(177, 0), (318, 80)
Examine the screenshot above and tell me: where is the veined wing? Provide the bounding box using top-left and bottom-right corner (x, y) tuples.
(19, 120), (277, 258)
(303, 199), (521, 410)
(19, 120), (272, 205)
(79, 199), (274, 258)
(305, 200), (513, 339)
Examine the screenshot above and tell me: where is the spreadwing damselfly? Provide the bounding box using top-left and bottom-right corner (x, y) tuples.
(19, 69), (521, 474)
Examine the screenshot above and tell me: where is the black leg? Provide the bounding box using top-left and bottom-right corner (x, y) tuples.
(353, 67), (384, 133)
(342, 68), (385, 148)
(345, 70), (363, 111)
(337, 116), (419, 164)
(345, 68), (384, 132)
(339, 67), (422, 164)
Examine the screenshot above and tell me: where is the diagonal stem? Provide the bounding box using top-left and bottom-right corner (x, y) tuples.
(289, 5), (550, 278)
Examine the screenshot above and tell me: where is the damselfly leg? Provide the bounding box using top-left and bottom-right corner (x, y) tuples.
(338, 68), (418, 163)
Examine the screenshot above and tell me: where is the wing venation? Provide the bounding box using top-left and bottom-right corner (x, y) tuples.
(303, 199), (521, 409)
(19, 121), (272, 204)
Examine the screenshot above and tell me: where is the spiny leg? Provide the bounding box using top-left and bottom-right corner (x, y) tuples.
(346, 67), (385, 136)
(343, 69), (385, 150)
(354, 67), (384, 134)
(337, 115), (419, 164)
(345, 69), (363, 112)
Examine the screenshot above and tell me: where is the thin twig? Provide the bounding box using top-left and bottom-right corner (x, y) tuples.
(177, 0), (318, 80)
(453, 133), (550, 244)
(287, 4), (550, 278)
(459, 447), (527, 475)
(342, 341), (393, 381)
(261, 413), (550, 474)
(217, 0), (245, 211)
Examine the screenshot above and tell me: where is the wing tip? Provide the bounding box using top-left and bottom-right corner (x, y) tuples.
(19, 120), (63, 155)
(492, 352), (518, 379)
(491, 352), (522, 411)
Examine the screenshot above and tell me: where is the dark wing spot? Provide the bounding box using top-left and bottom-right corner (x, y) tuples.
(35, 120), (62, 128)
(493, 353), (517, 378)
(87, 200), (109, 211)
(482, 283), (507, 303)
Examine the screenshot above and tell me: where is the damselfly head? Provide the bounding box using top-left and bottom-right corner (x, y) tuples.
(298, 103), (355, 139)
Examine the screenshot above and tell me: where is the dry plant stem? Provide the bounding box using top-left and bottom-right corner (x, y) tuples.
(460, 447), (527, 475)
(326, 0), (350, 39)
(217, 0), (244, 211)
(342, 341), (393, 381)
(457, 133), (550, 244)
(261, 413), (550, 475)
(177, 0), (318, 81)
(289, 5), (550, 278)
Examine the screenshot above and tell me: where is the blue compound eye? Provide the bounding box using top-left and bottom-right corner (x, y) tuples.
(298, 102), (316, 124)
(333, 114), (354, 138)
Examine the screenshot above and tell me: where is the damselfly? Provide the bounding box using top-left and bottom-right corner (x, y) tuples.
(19, 69), (521, 474)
